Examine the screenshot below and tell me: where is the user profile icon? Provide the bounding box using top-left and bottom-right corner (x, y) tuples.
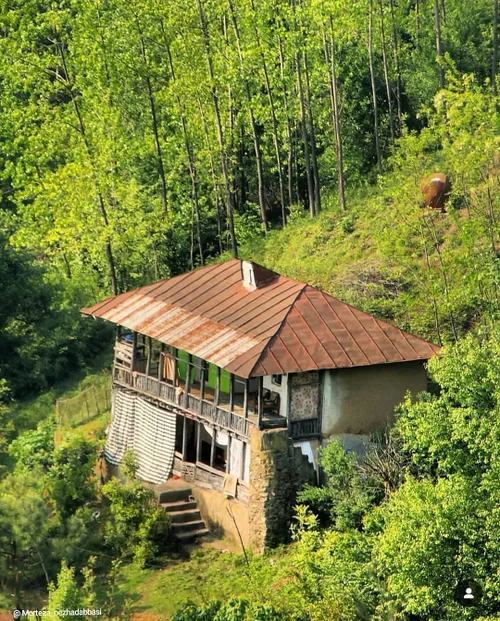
(454, 579), (482, 607)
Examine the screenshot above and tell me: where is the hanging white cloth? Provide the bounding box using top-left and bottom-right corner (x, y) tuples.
(229, 438), (243, 478)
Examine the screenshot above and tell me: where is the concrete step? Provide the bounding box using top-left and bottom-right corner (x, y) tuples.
(171, 519), (206, 534)
(157, 487), (192, 504)
(175, 528), (210, 541)
(169, 509), (202, 524)
(161, 500), (197, 513)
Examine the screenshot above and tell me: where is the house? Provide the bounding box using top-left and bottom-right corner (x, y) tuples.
(81, 259), (439, 551)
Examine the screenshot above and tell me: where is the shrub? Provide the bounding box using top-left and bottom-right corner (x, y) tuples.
(101, 477), (171, 567)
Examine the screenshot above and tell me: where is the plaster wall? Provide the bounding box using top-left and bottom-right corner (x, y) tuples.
(262, 374), (288, 418)
(322, 361), (428, 437)
(191, 486), (250, 549)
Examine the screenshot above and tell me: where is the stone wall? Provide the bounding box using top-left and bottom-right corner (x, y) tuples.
(248, 427), (316, 552)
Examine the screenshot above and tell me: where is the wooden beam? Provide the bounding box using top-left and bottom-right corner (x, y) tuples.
(286, 374), (292, 436)
(226, 433), (232, 474)
(229, 373), (234, 412)
(145, 336), (152, 377)
(196, 420), (202, 462)
(210, 427), (216, 468)
(199, 361), (206, 415)
(157, 343), (164, 396)
(240, 441), (246, 481)
(257, 376), (263, 429)
(158, 344), (164, 381)
(243, 378), (249, 419)
(172, 348), (178, 386)
(131, 331), (138, 372)
(182, 416), (188, 462)
(184, 353), (192, 408)
(214, 366), (221, 407)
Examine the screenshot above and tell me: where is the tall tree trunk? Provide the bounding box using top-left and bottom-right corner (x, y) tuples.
(250, 0), (286, 226)
(196, 0), (238, 258)
(58, 44), (119, 295)
(197, 96), (224, 254)
(303, 52), (321, 213)
(415, 0), (420, 47)
(296, 52), (315, 216)
(368, 0), (383, 175)
(227, 0), (268, 233)
(388, 0), (402, 133)
(166, 44), (204, 265)
(433, 0), (445, 89)
(378, 0), (395, 145)
(278, 33), (294, 206)
(493, 0), (499, 94)
(322, 17), (346, 211)
(136, 22), (168, 212)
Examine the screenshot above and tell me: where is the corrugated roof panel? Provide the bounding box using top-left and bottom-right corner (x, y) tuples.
(81, 259), (439, 377)
(294, 290), (352, 367)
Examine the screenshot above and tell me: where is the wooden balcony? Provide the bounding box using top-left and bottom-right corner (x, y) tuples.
(290, 417), (320, 438)
(113, 364), (268, 438)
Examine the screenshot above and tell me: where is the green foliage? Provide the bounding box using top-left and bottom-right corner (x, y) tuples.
(120, 449), (139, 480)
(172, 599), (284, 620)
(47, 562), (85, 612)
(297, 439), (375, 530)
(101, 477), (171, 567)
(0, 235), (112, 397)
(395, 328), (500, 479)
(0, 471), (52, 601)
(44, 436), (99, 517)
(9, 418), (56, 472)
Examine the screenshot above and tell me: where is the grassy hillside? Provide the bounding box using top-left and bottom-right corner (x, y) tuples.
(239, 84), (500, 346)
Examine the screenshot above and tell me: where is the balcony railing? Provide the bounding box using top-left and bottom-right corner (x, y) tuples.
(113, 364), (252, 437)
(290, 417), (320, 438)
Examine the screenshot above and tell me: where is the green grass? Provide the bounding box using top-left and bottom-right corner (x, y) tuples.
(115, 546), (295, 619)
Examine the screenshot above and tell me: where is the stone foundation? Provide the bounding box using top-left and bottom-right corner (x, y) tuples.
(248, 427), (316, 552)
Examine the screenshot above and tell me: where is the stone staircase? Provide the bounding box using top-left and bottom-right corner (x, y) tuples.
(158, 486), (209, 542)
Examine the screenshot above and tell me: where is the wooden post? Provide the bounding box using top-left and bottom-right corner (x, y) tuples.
(243, 378), (249, 419)
(226, 433), (232, 474)
(184, 353), (192, 409)
(173, 348), (178, 386)
(145, 337), (152, 377)
(158, 344), (164, 381)
(196, 421), (202, 462)
(131, 331), (138, 373)
(210, 428), (216, 468)
(157, 343), (164, 396)
(286, 374), (292, 436)
(240, 441), (246, 481)
(229, 373), (234, 412)
(257, 376), (263, 429)
(84, 391), (90, 421)
(215, 366), (221, 407)
(199, 361), (206, 415)
(182, 417), (188, 462)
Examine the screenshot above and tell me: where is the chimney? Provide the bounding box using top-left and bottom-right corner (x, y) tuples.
(241, 261), (277, 290)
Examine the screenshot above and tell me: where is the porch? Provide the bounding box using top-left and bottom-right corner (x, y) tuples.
(113, 334), (288, 438)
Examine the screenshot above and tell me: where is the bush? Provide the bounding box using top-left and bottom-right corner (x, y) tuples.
(173, 598), (284, 620)
(101, 477), (171, 567)
(44, 436), (99, 518)
(297, 440), (375, 530)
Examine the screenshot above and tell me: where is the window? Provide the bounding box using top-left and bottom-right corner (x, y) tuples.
(272, 374), (282, 386)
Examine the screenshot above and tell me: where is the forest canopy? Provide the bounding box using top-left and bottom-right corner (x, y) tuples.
(1, 0), (499, 294)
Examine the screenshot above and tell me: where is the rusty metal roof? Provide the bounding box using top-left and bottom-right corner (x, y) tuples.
(81, 259), (439, 377)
